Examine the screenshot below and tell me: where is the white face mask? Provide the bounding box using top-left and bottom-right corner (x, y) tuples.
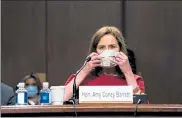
(100, 50), (118, 68)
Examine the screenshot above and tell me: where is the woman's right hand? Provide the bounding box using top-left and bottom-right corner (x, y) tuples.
(82, 52), (101, 74)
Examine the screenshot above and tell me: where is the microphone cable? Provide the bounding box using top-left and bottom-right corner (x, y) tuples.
(69, 99), (77, 117)
(134, 99), (142, 117)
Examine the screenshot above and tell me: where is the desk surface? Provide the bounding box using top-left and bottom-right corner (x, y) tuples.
(1, 104), (182, 116)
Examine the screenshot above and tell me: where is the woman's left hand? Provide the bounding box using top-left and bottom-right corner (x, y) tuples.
(112, 52), (132, 74)
(112, 51), (140, 93)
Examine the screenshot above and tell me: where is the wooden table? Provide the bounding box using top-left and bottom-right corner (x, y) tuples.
(1, 104), (182, 117)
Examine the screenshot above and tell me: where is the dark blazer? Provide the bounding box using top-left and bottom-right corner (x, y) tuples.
(1, 83), (16, 105)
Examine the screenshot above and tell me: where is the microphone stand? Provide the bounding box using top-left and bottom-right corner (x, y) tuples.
(69, 56), (91, 116)
(72, 56), (91, 104)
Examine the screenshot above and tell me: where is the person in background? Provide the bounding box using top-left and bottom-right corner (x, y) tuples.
(17, 73), (42, 105)
(1, 82), (16, 105)
(64, 26), (146, 101)
(127, 48), (137, 74)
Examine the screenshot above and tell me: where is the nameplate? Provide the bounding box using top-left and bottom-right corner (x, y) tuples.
(79, 86), (133, 103)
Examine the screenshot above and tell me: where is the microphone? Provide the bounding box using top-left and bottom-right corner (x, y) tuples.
(86, 56), (91, 62)
(72, 55), (91, 104)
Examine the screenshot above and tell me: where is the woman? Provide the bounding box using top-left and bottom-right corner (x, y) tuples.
(64, 26), (145, 101)
(17, 73), (42, 105)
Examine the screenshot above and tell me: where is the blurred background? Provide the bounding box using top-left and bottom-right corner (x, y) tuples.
(1, 1), (182, 104)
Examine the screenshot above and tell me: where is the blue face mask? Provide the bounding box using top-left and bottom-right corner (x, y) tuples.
(26, 86), (38, 98)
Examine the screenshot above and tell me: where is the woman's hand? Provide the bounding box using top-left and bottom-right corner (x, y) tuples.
(112, 52), (139, 92)
(112, 52), (132, 74)
(82, 52), (101, 74)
